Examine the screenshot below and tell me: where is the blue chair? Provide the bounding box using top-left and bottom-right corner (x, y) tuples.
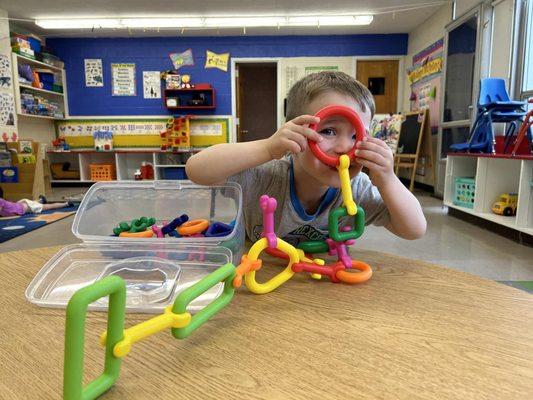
(478, 78), (526, 109)
(450, 79), (526, 153)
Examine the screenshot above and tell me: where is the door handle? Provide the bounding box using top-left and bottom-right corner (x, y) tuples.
(240, 130), (249, 135)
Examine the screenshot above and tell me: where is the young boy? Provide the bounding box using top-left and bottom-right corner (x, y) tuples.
(186, 71), (426, 245)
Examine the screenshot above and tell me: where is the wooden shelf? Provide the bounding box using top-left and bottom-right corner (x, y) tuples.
(15, 53), (63, 71)
(17, 113), (64, 120)
(19, 83), (64, 96)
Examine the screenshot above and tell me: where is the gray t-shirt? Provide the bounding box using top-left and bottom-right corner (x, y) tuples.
(228, 157), (390, 246)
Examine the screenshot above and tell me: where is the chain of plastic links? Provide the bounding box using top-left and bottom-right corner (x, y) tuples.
(63, 115), (373, 399)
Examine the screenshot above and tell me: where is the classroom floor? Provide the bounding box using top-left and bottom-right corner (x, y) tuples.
(2, 188), (533, 281)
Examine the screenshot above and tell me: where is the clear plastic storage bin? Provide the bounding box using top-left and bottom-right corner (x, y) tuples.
(26, 180), (244, 313)
(72, 180), (244, 263)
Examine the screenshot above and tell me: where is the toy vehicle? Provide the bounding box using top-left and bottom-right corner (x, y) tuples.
(492, 193), (518, 216)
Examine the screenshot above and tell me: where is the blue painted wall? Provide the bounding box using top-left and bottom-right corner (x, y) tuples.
(48, 34), (408, 116)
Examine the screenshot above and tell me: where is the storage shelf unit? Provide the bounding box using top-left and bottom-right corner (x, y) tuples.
(444, 154), (533, 236)
(11, 53), (68, 120)
(47, 149), (199, 183)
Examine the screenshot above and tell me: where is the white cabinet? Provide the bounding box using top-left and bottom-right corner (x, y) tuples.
(47, 150), (196, 183)
(444, 154), (533, 235)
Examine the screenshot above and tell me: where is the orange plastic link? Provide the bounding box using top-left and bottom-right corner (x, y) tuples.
(233, 255), (262, 288)
(335, 260), (372, 284)
(177, 219), (209, 236)
(119, 229), (154, 238)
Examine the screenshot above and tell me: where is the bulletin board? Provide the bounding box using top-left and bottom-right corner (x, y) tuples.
(55, 117), (230, 149)
(407, 39), (443, 134)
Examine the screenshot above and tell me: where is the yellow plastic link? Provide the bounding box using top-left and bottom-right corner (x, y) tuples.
(100, 305), (191, 358)
(337, 154), (357, 216)
(245, 238), (300, 294)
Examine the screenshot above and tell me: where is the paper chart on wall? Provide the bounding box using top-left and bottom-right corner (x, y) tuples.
(0, 92), (15, 126)
(84, 59), (103, 87)
(112, 63), (136, 96)
(0, 54), (12, 89)
(142, 71), (161, 99)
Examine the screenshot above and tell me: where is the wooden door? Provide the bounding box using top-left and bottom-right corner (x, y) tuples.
(236, 63), (277, 142)
(356, 60), (399, 114)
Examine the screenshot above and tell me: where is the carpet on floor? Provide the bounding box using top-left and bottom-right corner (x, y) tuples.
(0, 206), (78, 243)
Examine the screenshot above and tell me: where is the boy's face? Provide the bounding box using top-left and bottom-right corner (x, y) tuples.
(294, 91), (372, 188)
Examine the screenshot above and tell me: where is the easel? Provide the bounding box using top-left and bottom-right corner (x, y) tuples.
(394, 109), (435, 192)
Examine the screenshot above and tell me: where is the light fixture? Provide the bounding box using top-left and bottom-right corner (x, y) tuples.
(35, 15), (373, 30)
(35, 19), (121, 29)
(121, 18), (203, 28)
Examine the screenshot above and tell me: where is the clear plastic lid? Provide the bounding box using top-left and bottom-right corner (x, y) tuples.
(26, 243), (232, 313)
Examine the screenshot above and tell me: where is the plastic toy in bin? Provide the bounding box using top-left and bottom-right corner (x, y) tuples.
(492, 193), (518, 216)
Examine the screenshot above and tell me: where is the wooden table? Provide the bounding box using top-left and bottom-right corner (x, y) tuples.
(1, 246), (532, 399)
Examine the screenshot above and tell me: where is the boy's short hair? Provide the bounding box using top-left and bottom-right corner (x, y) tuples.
(285, 71), (375, 121)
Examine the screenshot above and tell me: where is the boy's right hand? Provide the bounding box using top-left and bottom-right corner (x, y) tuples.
(266, 115), (323, 159)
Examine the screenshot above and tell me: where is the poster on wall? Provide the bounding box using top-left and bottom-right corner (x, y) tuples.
(205, 50), (230, 72)
(304, 66), (339, 76)
(0, 54), (12, 88)
(169, 49), (194, 70)
(142, 71), (161, 99)
(0, 92), (15, 126)
(407, 38), (443, 134)
(111, 63), (136, 96)
(84, 59), (103, 87)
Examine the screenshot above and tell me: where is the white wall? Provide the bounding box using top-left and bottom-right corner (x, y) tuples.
(0, 8), (18, 140)
(490, 0), (515, 85)
(456, 0), (482, 17)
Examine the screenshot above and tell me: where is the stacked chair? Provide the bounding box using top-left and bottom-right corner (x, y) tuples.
(450, 78), (526, 153)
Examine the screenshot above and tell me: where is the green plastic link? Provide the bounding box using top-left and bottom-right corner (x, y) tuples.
(328, 205), (365, 242)
(64, 276), (126, 400)
(298, 240), (330, 254)
(171, 263), (236, 339)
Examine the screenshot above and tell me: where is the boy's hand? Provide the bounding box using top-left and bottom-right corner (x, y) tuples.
(354, 137), (395, 188)
(266, 115), (323, 159)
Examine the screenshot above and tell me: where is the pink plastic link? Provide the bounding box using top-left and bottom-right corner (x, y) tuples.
(259, 194), (278, 248)
(326, 226), (355, 269)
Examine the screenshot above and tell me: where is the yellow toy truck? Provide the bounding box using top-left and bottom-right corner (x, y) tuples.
(492, 193), (518, 216)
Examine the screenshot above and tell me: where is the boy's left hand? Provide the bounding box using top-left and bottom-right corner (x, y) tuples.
(354, 137), (395, 188)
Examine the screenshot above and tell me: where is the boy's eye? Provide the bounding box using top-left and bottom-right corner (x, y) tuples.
(319, 128), (336, 136)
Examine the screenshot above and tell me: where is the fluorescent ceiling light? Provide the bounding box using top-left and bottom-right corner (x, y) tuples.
(35, 15), (373, 30)
(121, 18), (203, 28)
(36, 19), (121, 29)
(288, 15), (373, 26)
(204, 17), (286, 27)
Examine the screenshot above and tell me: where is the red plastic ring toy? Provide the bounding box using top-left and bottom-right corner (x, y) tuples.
(308, 105), (366, 167)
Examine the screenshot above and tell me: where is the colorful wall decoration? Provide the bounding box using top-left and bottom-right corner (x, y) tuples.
(55, 117), (230, 148)
(407, 38), (443, 134)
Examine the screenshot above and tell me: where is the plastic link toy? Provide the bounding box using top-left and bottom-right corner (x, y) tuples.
(62, 104), (374, 400)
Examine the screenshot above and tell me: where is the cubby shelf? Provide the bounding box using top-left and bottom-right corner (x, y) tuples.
(444, 154), (533, 235)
